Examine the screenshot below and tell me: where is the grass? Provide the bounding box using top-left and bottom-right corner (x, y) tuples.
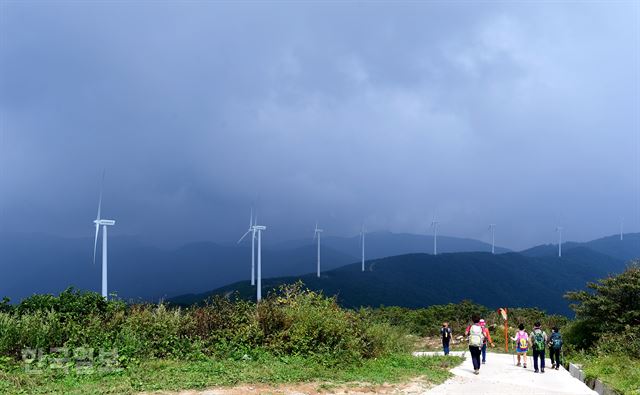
(569, 353), (640, 395)
(0, 353), (462, 395)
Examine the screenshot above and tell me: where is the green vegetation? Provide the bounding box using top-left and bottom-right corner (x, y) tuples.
(172, 248), (628, 316)
(2, 264), (638, 394)
(0, 284), (406, 364)
(0, 283), (458, 394)
(568, 354), (640, 395)
(0, 352), (461, 395)
(563, 263), (640, 394)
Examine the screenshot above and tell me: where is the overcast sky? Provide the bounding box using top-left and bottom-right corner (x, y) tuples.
(1, 1), (639, 250)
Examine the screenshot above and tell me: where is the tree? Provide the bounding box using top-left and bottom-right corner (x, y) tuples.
(565, 262), (640, 350)
(0, 297), (11, 313)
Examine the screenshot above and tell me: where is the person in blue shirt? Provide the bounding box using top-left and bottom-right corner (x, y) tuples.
(548, 326), (563, 370)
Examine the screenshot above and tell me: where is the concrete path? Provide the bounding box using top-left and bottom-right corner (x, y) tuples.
(413, 351), (597, 395)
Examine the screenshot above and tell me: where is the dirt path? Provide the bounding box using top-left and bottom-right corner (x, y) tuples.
(143, 376), (434, 395)
(415, 351), (597, 395)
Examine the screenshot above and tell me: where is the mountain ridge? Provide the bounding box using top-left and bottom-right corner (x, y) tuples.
(2, 231), (638, 306)
(169, 245), (631, 315)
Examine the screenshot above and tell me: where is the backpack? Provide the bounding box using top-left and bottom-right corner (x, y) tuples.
(468, 325), (484, 347)
(533, 330), (545, 350)
(517, 331), (529, 351)
(441, 327), (451, 340)
(551, 332), (563, 349)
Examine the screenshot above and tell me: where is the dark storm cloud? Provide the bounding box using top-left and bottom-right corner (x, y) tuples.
(0, 1), (638, 249)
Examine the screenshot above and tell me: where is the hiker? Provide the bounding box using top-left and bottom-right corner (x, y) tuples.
(548, 326), (563, 370)
(479, 319), (495, 364)
(465, 315), (485, 375)
(530, 322), (548, 373)
(512, 323), (529, 368)
(441, 322), (452, 355)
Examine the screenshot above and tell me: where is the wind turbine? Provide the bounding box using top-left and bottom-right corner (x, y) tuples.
(620, 217), (624, 241)
(314, 223), (323, 278)
(556, 226), (563, 258)
(237, 209), (257, 286)
(360, 225), (365, 272)
(431, 218), (440, 255)
(92, 172), (116, 299)
(253, 222), (266, 302)
(488, 224), (496, 254)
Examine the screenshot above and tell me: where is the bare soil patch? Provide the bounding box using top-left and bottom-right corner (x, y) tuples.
(141, 376), (434, 395)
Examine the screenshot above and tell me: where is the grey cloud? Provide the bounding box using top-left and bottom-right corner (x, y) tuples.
(0, 1), (638, 250)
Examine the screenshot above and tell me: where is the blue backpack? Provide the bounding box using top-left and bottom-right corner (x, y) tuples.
(551, 332), (563, 349)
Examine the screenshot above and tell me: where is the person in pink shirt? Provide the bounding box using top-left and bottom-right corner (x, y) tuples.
(512, 323), (529, 368)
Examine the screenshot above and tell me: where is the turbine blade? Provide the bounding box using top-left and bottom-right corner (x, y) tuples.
(96, 169), (105, 220)
(238, 230), (251, 244)
(249, 208), (253, 229)
(93, 222), (100, 264)
(92, 170), (105, 265)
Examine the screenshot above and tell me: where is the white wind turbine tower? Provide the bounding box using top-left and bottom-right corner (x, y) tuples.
(488, 224), (496, 254)
(620, 217), (624, 241)
(92, 173), (116, 299)
(431, 218), (440, 255)
(314, 223), (323, 278)
(360, 225), (366, 272)
(237, 209), (257, 286)
(556, 226), (563, 258)
(253, 222), (266, 302)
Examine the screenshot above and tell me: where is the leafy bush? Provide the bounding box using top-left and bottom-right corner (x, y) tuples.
(0, 284), (407, 366)
(0, 298), (11, 314)
(565, 262), (640, 354)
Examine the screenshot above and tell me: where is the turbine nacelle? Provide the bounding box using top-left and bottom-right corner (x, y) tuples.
(313, 223), (323, 239)
(94, 219), (116, 226)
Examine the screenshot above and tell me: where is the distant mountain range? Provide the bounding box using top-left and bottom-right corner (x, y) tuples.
(271, 231), (511, 258)
(0, 233), (355, 302)
(521, 233), (640, 262)
(170, 234), (640, 315)
(2, 231), (637, 310)
(0, 231), (506, 302)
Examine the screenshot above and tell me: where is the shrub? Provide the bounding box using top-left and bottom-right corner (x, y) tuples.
(565, 262), (640, 353)
(0, 298), (11, 314)
(260, 284), (368, 364)
(0, 283), (409, 365)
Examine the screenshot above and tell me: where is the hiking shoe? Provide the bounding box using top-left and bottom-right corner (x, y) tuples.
(551, 364), (556, 369)
(555, 366), (560, 370)
(534, 369), (539, 373)
(541, 369), (545, 373)
(523, 364), (527, 368)
(516, 363), (521, 367)
(482, 361), (486, 364)
(474, 369), (479, 375)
